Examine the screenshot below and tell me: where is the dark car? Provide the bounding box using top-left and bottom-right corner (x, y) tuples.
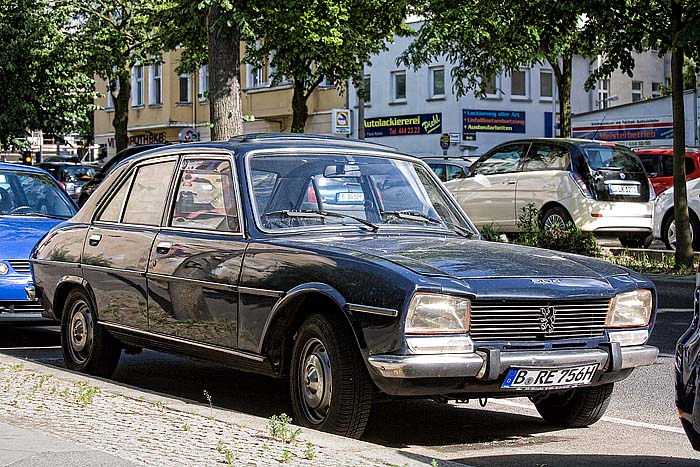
(421, 156), (472, 182)
(676, 263), (700, 450)
(77, 144), (167, 206)
(0, 163), (77, 322)
(38, 162), (97, 201)
(32, 134), (658, 438)
(635, 147), (700, 195)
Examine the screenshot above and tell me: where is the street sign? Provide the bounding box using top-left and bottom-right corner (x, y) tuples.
(332, 109), (351, 134)
(440, 133), (450, 150)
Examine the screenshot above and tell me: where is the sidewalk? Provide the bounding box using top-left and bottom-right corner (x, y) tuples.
(0, 354), (462, 467)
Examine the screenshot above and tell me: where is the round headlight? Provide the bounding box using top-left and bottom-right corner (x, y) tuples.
(0, 263), (8, 275)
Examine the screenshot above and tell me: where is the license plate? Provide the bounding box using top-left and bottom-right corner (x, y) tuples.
(608, 184), (639, 196)
(501, 363), (599, 390)
(336, 192), (364, 203)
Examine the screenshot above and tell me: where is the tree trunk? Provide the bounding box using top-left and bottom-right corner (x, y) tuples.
(671, 2), (693, 268)
(112, 72), (131, 154)
(291, 80), (308, 133)
(550, 54), (572, 138)
(207, 5), (243, 141)
(356, 77), (365, 140)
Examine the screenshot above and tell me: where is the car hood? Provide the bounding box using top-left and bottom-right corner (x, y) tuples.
(283, 234), (629, 280)
(0, 216), (64, 260)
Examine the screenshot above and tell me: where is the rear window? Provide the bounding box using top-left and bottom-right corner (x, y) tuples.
(581, 145), (645, 173)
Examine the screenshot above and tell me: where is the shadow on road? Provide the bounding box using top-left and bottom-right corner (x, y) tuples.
(456, 454), (700, 467)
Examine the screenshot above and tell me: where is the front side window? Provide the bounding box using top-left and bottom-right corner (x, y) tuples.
(0, 170), (74, 218)
(247, 153), (474, 235)
(471, 145), (526, 175)
(170, 159), (239, 232)
(522, 144), (569, 172)
(392, 71), (406, 101)
(122, 161), (176, 226)
(98, 175), (132, 223)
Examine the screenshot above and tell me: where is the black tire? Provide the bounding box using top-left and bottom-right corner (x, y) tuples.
(541, 206), (572, 231)
(61, 288), (121, 378)
(681, 418), (700, 451)
(290, 313), (373, 438)
(618, 233), (653, 249)
(531, 383), (614, 428)
(662, 213), (700, 251)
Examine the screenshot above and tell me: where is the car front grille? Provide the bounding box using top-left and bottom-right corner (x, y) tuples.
(469, 298), (610, 341)
(0, 301), (43, 314)
(8, 260), (31, 274)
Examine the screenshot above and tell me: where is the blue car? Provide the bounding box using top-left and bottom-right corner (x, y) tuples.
(0, 162), (77, 322)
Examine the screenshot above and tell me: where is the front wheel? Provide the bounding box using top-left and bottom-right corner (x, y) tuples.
(663, 214), (700, 251)
(531, 383), (614, 427)
(541, 206), (572, 231)
(290, 314), (373, 438)
(61, 289), (121, 378)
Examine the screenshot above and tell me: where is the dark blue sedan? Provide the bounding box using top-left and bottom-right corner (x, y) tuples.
(32, 135), (658, 438)
(0, 162), (77, 322)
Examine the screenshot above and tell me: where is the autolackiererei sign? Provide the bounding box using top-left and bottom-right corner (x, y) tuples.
(364, 113), (442, 137)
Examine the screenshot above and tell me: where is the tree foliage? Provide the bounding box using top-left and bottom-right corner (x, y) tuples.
(0, 0), (94, 150)
(246, 0), (410, 133)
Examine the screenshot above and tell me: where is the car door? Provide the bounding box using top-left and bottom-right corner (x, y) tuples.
(82, 156), (178, 331)
(516, 142), (571, 217)
(446, 143), (528, 230)
(146, 155), (247, 349)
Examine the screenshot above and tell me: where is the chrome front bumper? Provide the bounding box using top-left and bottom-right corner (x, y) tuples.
(367, 345), (659, 380)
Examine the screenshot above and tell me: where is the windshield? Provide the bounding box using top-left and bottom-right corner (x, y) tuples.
(0, 169), (76, 218)
(248, 153), (475, 235)
(581, 144), (645, 173)
(61, 165), (95, 182)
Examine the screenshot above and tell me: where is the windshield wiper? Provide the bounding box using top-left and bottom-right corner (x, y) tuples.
(381, 210), (475, 238)
(265, 210), (379, 232)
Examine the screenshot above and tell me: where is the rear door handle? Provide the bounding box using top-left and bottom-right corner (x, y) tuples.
(88, 234), (102, 247)
(156, 241), (172, 255)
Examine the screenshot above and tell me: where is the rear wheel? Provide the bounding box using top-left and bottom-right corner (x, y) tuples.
(531, 383), (614, 427)
(290, 313), (373, 438)
(61, 289), (121, 378)
(541, 206), (572, 231)
(663, 214), (700, 250)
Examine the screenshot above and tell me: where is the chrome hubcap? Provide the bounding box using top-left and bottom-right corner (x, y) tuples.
(70, 312), (87, 352)
(298, 338), (332, 424)
(544, 214), (565, 230)
(66, 300), (93, 365)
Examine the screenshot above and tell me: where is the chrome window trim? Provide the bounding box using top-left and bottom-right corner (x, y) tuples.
(238, 286), (285, 298)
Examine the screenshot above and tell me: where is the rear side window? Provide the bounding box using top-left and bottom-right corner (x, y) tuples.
(122, 161), (176, 226)
(98, 176), (131, 222)
(446, 164), (467, 180)
(522, 144), (569, 172)
(472, 144), (526, 175)
(429, 163), (447, 181)
(638, 154), (660, 176)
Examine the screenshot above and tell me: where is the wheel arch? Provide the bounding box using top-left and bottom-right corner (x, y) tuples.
(539, 201), (571, 223)
(53, 276), (96, 322)
(259, 282), (365, 377)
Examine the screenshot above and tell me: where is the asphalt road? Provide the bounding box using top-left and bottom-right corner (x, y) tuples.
(2, 296), (699, 467)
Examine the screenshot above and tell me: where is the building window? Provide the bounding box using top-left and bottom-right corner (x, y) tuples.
(540, 69), (553, 99)
(247, 64), (263, 88)
(198, 65), (208, 101)
(652, 82), (662, 98)
(511, 68), (530, 99)
(106, 78), (118, 109)
(481, 74), (501, 99)
(598, 79), (610, 109)
(149, 63), (162, 105)
(429, 66), (445, 98)
(178, 74), (191, 103)
(132, 65), (144, 107)
(391, 71), (406, 102)
(632, 81), (643, 102)
(362, 75), (371, 104)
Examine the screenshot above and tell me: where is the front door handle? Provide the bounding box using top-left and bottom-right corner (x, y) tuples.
(156, 241), (172, 255)
(88, 234), (102, 247)
(504, 180), (516, 185)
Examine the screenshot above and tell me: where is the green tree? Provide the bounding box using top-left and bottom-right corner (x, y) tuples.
(400, 0), (608, 137)
(65, 0), (175, 153)
(0, 0), (94, 150)
(588, 0), (700, 268)
(245, 0), (410, 133)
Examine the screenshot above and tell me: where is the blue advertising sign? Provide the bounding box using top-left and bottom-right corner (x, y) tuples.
(364, 113), (442, 137)
(463, 109), (526, 137)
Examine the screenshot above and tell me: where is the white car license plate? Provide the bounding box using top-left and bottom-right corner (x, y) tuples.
(336, 192), (364, 203)
(608, 184), (639, 196)
(501, 363), (599, 390)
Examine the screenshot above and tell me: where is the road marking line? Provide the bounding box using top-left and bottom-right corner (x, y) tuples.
(0, 346), (61, 350)
(489, 399), (685, 434)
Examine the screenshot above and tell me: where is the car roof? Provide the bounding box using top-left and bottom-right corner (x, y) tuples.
(420, 157), (471, 165)
(0, 162), (54, 175)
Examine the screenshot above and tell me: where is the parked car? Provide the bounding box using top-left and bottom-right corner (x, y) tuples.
(77, 144), (167, 206)
(420, 156), (472, 182)
(676, 262), (700, 450)
(0, 163), (77, 322)
(635, 147), (700, 195)
(652, 178), (700, 250)
(38, 161), (96, 201)
(446, 138), (655, 248)
(32, 134), (658, 438)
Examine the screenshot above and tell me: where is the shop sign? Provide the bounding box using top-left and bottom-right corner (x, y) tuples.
(462, 109), (526, 137)
(364, 113), (442, 137)
(572, 117), (673, 146)
(128, 131), (167, 146)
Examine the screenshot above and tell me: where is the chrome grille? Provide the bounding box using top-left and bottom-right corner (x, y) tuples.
(8, 260), (31, 273)
(0, 301), (43, 313)
(470, 299), (610, 341)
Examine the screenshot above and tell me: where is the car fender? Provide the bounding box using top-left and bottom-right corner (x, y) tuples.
(52, 275), (96, 321)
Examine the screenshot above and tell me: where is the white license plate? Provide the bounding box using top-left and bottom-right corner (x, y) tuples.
(608, 184), (639, 196)
(336, 192), (364, 203)
(501, 363), (599, 390)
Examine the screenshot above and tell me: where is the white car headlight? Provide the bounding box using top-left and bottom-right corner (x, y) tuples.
(0, 263), (7, 275)
(405, 293), (470, 334)
(606, 289), (653, 328)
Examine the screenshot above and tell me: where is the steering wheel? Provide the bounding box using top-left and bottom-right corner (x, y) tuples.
(10, 205), (33, 215)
